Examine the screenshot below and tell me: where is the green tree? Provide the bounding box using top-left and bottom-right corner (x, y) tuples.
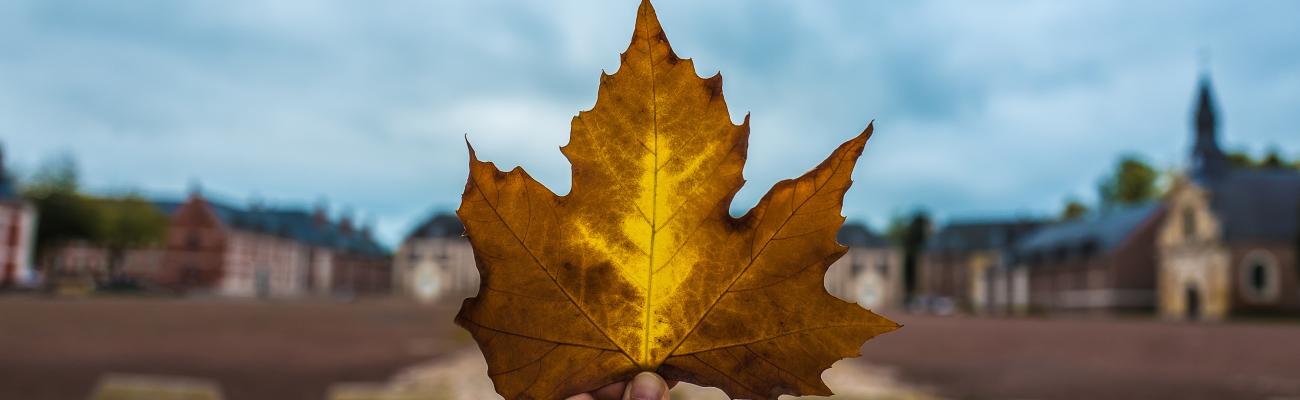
(1260, 148), (1285, 169)
(1061, 198), (1089, 221)
(21, 155), (100, 267)
(1226, 151), (1256, 168)
(1098, 155), (1161, 207)
(1225, 148), (1299, 170)
(93, 196), (169, 280)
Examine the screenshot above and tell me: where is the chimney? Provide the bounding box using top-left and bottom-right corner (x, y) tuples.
(312, 199), (329, 225)
(360, 220), (373, 239)
(338, 207), (354, 234)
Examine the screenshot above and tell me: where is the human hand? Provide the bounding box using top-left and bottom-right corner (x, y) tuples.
(564, 371), (671, 400)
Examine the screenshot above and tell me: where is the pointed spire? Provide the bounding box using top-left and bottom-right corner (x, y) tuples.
(1191, 73), (1225, 179)
(312, 197), (329, 225)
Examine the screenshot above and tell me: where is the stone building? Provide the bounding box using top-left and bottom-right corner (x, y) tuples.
(0, 147), (38, 288)
(825, 223), (903, 311)
(1015, 204), (1166, 314)
(393, 212), (477, 303)
(920, 219), (1043, 313)
(156, 191), (391, 298)
(1157, 77), (1300, 320)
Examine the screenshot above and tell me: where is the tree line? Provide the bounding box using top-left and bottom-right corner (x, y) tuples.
(18, 155), (169, 283)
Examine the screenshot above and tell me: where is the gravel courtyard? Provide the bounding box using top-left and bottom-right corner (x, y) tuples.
(3, 297), (1299, 399)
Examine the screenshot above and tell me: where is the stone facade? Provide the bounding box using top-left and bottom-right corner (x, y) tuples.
(1157, 178), (1233, 320)
(1158, 177), (1300, 320)
(394, 213), (478, 303)
(1155, 76), (1300, 321)
(824, 223), (903, 311)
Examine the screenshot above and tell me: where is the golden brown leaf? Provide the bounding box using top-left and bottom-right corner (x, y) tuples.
(455, 1), (899, 398)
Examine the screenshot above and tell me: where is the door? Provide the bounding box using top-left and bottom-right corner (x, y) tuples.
(1185, 285), (1201, 321)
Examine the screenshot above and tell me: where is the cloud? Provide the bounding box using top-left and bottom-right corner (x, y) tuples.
(2, 0), (1299, 245)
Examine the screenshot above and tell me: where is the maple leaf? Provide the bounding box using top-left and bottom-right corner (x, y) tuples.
(455, 1), (899, 398)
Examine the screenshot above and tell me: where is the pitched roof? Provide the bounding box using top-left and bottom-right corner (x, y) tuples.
(0, 145), (13, 200)
(192, 197), (388, 257)
(837, 223), (890, 248)
(407, 212), (464, 240)
(0, 175), (15, 200)
(1016, 203), (1163, 255)
(1202, 167), (1300, 242)
(928, 219), (1045, 253)
(151, 200), (184, 216)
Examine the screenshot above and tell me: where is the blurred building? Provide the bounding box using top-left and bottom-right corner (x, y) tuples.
(1158, 77), (1300, 320)
(825, 223), (903, 310)
(46, 240), (168, 290)
(0, 148), (39, 288)
(393, 212), (477, 303)
(920, 219), (1043, 314)
(156, 191), (391, 298)
(1015, 204), (1166, 314)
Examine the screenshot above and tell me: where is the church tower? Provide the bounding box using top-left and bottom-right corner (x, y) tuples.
(1191, 75), (1226, 179)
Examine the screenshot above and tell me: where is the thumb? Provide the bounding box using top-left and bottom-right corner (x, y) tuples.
(623, 372), (669, 400)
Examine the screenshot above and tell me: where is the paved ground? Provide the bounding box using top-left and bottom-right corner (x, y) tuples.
(0, 297), (466, 400)
(3, 298), (1300, 400)
(859, 314), (1300, 400)
(341, 348), (934, 400)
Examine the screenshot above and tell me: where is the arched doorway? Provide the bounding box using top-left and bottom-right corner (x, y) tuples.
(1185, 285), (1201, 321)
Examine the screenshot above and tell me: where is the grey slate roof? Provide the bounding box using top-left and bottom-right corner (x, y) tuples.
(837, 223), (890, 248)
(0, 175), (15, 199)
(1202, 167), (1300, 242)
(408, 212), (464, 240)
(151, 200), (184, 216)
(0, 146), (13, 200)
(1016, 203), (1163, 255)
(928, 219), (1045, 253)
(179, 197), (388, 257)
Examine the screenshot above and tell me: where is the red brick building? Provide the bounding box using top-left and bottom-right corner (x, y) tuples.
(0, 148), (38, 288)
(1016, 204), (1167, 314)
(153, 192), (391, 298)
(920, 219), (1043, 313)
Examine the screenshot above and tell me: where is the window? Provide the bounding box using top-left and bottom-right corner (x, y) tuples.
(1181, 207), (1197, 241)
(1052, 247), (1068, 264)
(1079, 241), (1099, 261)
(1250, 263), (1267, 292)
(1240, 250), (1280, 303)
(185, 231), (201, 250)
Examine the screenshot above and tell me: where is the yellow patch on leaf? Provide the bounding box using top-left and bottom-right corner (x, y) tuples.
(455, 1), (899, 398)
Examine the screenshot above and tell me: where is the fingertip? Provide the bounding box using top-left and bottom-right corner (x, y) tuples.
(624, 372), (669, 400)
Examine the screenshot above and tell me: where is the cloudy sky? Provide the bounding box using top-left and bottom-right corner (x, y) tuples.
(2, 1), (1299, 246)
